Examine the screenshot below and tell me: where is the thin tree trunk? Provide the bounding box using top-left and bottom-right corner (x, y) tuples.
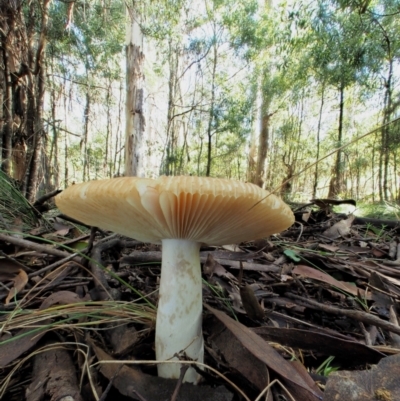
(26, 61), (45, 201)
(382, 58), (393, 201)
(328, 83), (345, 198)
(372, 133), (377, 203)
(125, 5), (145, 177)
(206, 36), (217, 177)
(105, 82), (110, 176)
(313, 83), (325, 198)
(164, 39), (178, 176)
(64, 133), (69, 187)
(255, 101), (271, 188)
(197, 136), (203, 176)
(49, 81), (59, 189)
(1, 38), (13, 174)
(114, 81), (124, 177)
(82, 91), (91, 182)
(24, 0), (50, 200)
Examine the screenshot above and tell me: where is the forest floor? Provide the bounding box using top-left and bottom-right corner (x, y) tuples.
(0, 196), (400, 401)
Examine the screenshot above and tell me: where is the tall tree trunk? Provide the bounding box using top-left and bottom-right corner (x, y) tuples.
(64, 134), (69, 187)
(114, 81), (124, 178)
(255, 98), (271, 188)
(197, 136), (203, 176)
(0, 0), (21, 176)
(206, 36), (217, 177)
(26, 62), (45, 201)
(328, 82), (345, 198)
(104, 81), (112, 177)
(82, 91), (91, 182)
(313, 83), (325, 198)
(125, 4), (145, 177)
(380, 58), (393, 201)
(25, 0), (51, 201)
(164, 39), (178, 176)
(49, 85), (59, 188)
(1, 37), (13, 175)
(253, 0), (272, 188)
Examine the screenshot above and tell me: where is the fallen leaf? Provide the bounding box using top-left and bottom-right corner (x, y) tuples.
(209, 317), (269, 390)
(319, 244), (340, 252)
(293, 265), (367, 298)
(252, 326), (385, 366)
(0, 291), (90, 367)
(302, 211), (311, 222)
(369, 272), (392, 317)
(240, 283), (265, 320)
(323, 215), (355, 239)
(206, 305), (323, 401)
(203, 254), (238, 283)
(92, 342), (233, 401)
(5, 269), (28, 304)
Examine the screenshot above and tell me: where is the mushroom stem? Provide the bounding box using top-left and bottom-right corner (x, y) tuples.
(156, 239), (204, 383)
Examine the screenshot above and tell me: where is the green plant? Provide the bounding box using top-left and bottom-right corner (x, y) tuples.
(315, 356), (340, 376)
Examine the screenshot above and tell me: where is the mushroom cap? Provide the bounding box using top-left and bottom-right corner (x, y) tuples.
(55, 176), (294, 245)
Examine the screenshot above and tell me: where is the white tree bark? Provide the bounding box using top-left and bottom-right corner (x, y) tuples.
(125, 6), (145, 176)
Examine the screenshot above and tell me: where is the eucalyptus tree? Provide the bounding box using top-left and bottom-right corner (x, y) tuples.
(306, 3), (377, 197)
(364, 0), (400, 201)
(310, 0), (400, 200)
(140, 0), (256, 178)
(125, 0), (146, 177)
(47, 0), (125, 184)
(0, 0), (51, 201)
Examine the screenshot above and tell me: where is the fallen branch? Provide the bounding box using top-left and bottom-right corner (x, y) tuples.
(285, 292), (400, 336)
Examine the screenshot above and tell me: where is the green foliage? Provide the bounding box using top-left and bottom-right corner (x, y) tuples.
(315, 356), (340, 376)
(0, 171), (38, 231)
(31, 0), (400, 202)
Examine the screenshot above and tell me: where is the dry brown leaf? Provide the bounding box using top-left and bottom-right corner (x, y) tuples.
(319, 244), (340, 252)
(203, 253), (238, 283)
(323, 215), (355, 239)
(0, 259), (24, 275)
(5, 269), (28, 304)
(252, 326), (385, 366)
(206, 305), (323, 401)
(91, 342), (233, 401)
(210, 316), (269, 390)
(292, 264), (368, 298)
(0, 291), (90, 367)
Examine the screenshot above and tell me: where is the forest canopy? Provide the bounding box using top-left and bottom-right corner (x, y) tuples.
(0, 0), (399, 203)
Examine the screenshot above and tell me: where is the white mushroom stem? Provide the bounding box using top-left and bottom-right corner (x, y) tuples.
(156, 239), (204, 383)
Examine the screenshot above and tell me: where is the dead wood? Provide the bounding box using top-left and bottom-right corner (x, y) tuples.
(0, 233), (77, 260)
(121, 251), (281, 272)
(285, 292), (400, 336)
(25, 340), (83, 401)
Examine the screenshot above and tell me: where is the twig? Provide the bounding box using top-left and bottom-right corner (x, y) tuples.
(285, 292), (400, 336)
(130, 388), (148, 401)
(98, 365), (122, 401)
(89, 238), (124, 300)
(28, 252), (80, 277)
(0, 249), (33, 272)
(170, 365), (189, 401)
(0, 233), (74, 259)
(33, 189), (62, 208)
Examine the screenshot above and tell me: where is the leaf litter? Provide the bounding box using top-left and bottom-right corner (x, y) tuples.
(1, 196), (400, 400)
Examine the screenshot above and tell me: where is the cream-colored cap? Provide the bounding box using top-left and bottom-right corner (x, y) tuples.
(55, 176), (294, 244)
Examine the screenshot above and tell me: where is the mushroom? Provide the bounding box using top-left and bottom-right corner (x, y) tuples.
(55, 176), (294, 383)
